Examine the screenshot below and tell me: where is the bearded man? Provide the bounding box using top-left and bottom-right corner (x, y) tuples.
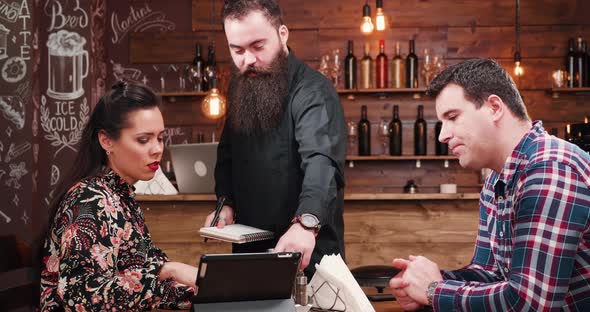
(204, 0), (346, 278)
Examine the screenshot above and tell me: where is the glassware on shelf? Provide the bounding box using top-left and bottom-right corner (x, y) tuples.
(379, 119), (390, 155)
(434, 53), (447, 75)
(552, 69), (567, 88)
(318, 54), (330, 79)
(331, 48), (342, 89)
(421, 48), (437, 87)
(347, 120), (358, 156)
(152, 64), (173, 92)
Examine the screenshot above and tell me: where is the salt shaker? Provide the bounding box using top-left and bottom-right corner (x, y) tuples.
(294, 271), (308, 305)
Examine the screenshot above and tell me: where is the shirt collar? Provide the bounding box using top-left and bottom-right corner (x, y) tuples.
(99, 167), (136, 198)
(497, 120), (545, 185)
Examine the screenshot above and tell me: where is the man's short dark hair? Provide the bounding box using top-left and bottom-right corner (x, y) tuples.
(222, 0), (283, 28)
(427, 58), (530, 121)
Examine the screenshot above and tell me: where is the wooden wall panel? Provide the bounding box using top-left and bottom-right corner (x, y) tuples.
(142, 199), (480, 270)
(193, 0), (589, 30)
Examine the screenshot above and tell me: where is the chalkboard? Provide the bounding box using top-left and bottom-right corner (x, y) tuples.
(0, 0), (33, 238)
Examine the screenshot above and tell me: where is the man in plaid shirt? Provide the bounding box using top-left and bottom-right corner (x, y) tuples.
(390, 58), (590, 311)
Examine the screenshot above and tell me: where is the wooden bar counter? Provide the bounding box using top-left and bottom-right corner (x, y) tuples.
(139, 193), (479, 271)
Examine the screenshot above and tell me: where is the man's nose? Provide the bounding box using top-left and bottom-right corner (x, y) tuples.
(438, 122), (451, 143)
(244, 51), (256, 67)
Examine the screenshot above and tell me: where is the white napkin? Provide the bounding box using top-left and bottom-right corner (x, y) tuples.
(307, 254), (375, 312)
(134, 167), (178, 195)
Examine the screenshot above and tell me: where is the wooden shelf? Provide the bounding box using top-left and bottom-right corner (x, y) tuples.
(346, 155), (456, 161)
(345, 193), (480, 200)
(549, 87), (590, 98)
(157, 91), (208, 97)
(337, 88), (427, 100)
(337, 88), (427, 94)
(136, 192), (479, 202)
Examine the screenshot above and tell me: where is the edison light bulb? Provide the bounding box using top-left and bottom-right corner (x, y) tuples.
(201, 78), (226, 119)
(361, 2), (373, 34)
(514, 61), (524, 76)
(375, 8), (386, 31)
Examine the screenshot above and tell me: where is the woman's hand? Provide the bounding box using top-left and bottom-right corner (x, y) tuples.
(160, 262), (199, 288)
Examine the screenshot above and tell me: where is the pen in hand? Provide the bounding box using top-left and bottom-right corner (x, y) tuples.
(204, 196), (227, 243)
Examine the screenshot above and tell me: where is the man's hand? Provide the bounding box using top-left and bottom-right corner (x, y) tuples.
(390, 258), (422, 311)
(274, 222), (316, 270)
(397, 255), (443, 306)
(204, 205), (235, 228)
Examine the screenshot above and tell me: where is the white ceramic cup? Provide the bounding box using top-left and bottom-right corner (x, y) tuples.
(440, 183), (457, 194)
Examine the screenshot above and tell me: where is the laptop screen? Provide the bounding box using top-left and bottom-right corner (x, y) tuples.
(168, 143), (218, 194)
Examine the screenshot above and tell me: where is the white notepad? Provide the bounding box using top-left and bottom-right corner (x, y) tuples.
(199, 224), (274, 244)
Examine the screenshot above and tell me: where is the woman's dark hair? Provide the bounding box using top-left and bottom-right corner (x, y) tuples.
(427, 58), (530, 121)
(37, 81), (160, 261)
(48, 82), (160, 219)
(222, 0), (283, 28)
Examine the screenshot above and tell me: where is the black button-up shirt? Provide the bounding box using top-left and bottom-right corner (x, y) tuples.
(215, 51), (346, 276)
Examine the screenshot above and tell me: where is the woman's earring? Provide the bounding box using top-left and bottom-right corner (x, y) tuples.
(106, 150), (111, 155)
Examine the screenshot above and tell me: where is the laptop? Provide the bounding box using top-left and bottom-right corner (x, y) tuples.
(168, 143), (218, 194)
(191, 252), (301, 311)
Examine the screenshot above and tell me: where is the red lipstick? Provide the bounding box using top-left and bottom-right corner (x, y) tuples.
(148, 161), (159, 171)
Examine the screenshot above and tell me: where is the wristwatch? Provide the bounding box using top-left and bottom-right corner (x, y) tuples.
(426, 280), (439, 306)
(292, 213), (321, 234)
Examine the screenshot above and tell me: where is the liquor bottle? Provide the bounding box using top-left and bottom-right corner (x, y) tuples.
(204, 43), (217, 91)
(376, 39), (388, 88)
(358, 105), (371, 155)
(566, 38), (576, 88)
(360, 43), (373, 89)
(414, 105), (427, 155)
(344, 40), (357, 90)
(575, 37), (586, 88)
(388, 105), (402, 155)
(390, 41), (404, 88)
(406, 39), (419, 88)
(582, 40), (589, 87)
(434, 120), (448, 155)
(190, 43), (205, 91)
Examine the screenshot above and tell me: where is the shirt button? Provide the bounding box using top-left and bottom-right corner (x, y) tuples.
(497, 196), (504, 201)
(504, 268), (509, 273)
(499, 231), (504, 237)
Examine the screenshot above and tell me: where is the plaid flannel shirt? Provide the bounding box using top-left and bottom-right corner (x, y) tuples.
(433, 121), (590, 311)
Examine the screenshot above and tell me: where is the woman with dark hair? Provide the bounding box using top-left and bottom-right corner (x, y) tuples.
(39, 82), (197, 311)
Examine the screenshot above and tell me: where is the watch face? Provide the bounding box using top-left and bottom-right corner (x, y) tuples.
(301, 214), (319, 228)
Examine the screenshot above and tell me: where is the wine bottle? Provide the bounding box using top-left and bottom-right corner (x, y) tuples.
(391, 41), (404, 88)
(358, 105), (371, 155)
(191, 43), (205, 92)
(434, 120), (448, 155)
(414, 105), (427, 155)
(376, 39), (388, 88)
(389, 105), (402, 155)
(360, 43), (373, 89)
(582, 40), (589, 87)
(566, 38), (576, 88)
(406, 40), (419, 88)
(204, 43), (217, 91)
(575, 37), (585, 88)
(344, 40), (357, 90)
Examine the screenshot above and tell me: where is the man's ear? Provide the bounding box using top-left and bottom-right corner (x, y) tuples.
(278, 24), (289, 50)
(485, 94), (505, 122)
(98, 130), (113, 153)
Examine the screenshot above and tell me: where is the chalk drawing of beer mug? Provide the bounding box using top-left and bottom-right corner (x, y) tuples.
(46, 30), (89, 100)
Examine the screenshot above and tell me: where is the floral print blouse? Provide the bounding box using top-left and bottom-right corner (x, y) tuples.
(40, 168), (194, 311)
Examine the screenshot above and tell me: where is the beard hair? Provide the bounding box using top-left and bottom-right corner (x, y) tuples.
(227, 49), (289, 135)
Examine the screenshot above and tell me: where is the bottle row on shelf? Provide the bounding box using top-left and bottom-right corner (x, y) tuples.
(350, 104), (448, 157)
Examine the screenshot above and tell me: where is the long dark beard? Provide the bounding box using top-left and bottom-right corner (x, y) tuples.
(228, 50), (289, 135)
